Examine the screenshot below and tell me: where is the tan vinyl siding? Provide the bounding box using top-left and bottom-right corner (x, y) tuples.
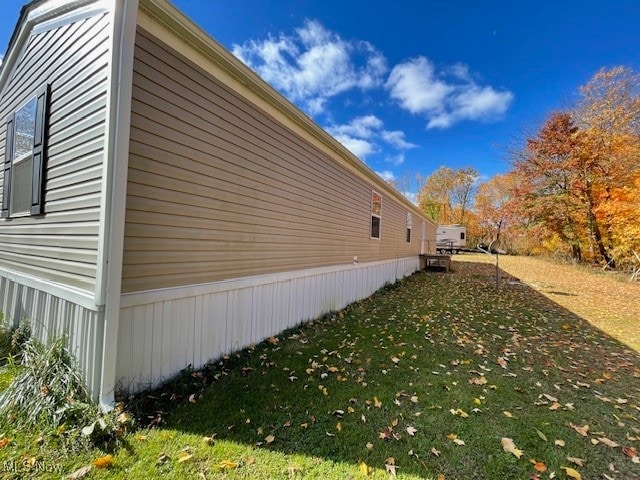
(122, 28), (425, 293)
(0, 13), (110, 292)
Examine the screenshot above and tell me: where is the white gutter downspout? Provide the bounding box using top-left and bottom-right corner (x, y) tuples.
(98, 0), (138, 410)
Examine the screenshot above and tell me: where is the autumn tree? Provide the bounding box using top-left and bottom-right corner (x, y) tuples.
(474, 172), (517, 244)
(505, 66), (640, 267)
(418, 166), (478, 225)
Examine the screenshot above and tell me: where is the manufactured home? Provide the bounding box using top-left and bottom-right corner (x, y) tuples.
(0, 0), (436, 405)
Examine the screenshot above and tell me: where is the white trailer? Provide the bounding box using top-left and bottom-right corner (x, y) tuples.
(436, 225), (467, 254)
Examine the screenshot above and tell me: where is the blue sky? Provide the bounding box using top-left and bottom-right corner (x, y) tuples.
(2, 1), (640, 197)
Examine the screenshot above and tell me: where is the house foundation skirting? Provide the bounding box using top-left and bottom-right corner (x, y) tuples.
(0, 271), (104, 398)
(117, 256), (419, 392)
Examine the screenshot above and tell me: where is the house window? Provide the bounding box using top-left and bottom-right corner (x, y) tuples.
(406, 212), (412, 243)
(371, 190), (381, 239)
(2, 84), (49, 218)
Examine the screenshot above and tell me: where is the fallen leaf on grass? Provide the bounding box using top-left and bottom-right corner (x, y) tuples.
(358, 462), (373, 476)
(566, 457), (585, 467)
(530, 460), (547, 472)
(534, 429), (547, 441)
(265, 434), (275, 444)
(217, 460), (239, 471)
(66, 465), (92, 479)
(157, 453), (170, 464)
(92, 455), (113, 469)
(597, 437), (619, 448)
(569, 424), (589, 436)
(501, 437), (524, 458)
(431, 447), (441, 457)
(178, 453), (193, 463)
(555, 439), (566, 447)
(623, 446), (639, 463)
(561, 467), (582, 479)
(406, 426), (417, 436)
(385, 457), (397, 477)
(468, 376), (487, 385)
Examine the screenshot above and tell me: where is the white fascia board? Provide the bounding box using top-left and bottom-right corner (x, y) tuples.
(97, 0), (138, 410)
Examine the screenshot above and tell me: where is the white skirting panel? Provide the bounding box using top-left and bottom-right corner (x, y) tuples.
(0, 272), (104, 397)
(117, 256), (419, 392)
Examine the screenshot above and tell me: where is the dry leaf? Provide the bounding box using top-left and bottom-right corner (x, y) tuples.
(265, 434), (275, 444)
(561, 467), (582, 479)
(533, 461), (547, 472)
(501, 437), (524, 458)
(385, 457), (397, 477)
(358, 461), (373, 476)
(178, 453), (193, 463)
(453, 438), (466, 446)
(597, 437), (619, 448)
(431, 447), (441, 457)
(566, 457), (585, 467)
(555, 439), (566, 447)
(217, 460), (238, 471)
(468, 376), (487, 385)
(366, 442), (373, 450)
(203, 436), (215, 446)
(0, 438), (10, 448)
(622, 446), (639, 463)
(503, 411), (514, 418)
(157, 453), (170, 464)
(92, 455), (114, 469)
(406, 426), (417, 436)
(66, 465), (92, 479)
(569, 423), (589, 436)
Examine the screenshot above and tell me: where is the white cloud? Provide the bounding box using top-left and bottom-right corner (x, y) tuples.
(327, 114), (382, 138)
(385, 57), (453, 115)
(380, 130), (417, 150)
(384, 153), (405, 166)
(376, 170), (396, 182)
(331, 133), (377, 159)
(386, 56), (513, 129)
(233, 20), (387, 115)
(326, 115), (415, 161)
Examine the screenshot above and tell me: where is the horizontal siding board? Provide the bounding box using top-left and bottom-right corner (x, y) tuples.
(0, 12), (109, 292)
(122, 27), (427, 293)
(134, 33), (361, 188)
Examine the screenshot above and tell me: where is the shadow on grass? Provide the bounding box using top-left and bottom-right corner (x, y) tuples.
(125, 260), (640, 479)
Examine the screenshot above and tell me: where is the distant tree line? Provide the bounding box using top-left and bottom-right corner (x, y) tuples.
(404, 67), (640, 271)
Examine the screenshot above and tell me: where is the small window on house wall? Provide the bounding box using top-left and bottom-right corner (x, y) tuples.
(406, 212), (412, 243)
(2, 84), (49, 218)
(371, 190), (381, 239)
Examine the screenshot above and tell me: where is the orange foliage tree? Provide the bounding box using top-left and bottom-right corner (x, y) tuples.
(489, 67), (640, 267)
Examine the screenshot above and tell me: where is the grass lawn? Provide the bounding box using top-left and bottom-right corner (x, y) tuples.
(1, 255), (639, 479)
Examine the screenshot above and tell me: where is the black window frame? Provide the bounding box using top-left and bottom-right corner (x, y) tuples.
(2, 83), (49, 218)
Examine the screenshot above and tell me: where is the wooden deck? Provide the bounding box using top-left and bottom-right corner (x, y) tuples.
(420, 254), (451, 272)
